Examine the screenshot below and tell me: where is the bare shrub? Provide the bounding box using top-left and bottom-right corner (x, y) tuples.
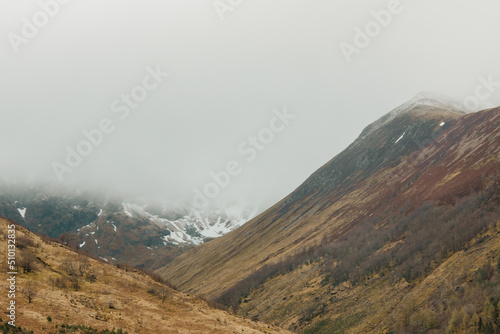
(19, 250), (38, 273)
(16, 236), (35, 250)
(58, 232), (78, 248)
(70, 275), (80, 291)
(158, 287), (172, 302)
(23, 280), (37, 303)
(61, 258), (76, 276)
(50, 276), (67, 289)
(78, 257), (90, 277)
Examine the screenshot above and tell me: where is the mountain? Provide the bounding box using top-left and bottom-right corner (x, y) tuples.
(0, 218), (289, 334)
(158, 97), (500, 333)
(0, 186), (259, 270)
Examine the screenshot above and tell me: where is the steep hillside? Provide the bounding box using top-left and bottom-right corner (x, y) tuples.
(241, 217), (500, 333)
(158, 100), (500, 332)
(158, 98), (468, 296)
(0, 218), (289, 334)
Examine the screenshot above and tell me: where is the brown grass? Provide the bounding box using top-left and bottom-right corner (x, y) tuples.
(0, 219), (290, 334)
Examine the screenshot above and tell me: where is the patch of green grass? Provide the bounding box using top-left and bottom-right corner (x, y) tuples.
(0, 321), (34, 334)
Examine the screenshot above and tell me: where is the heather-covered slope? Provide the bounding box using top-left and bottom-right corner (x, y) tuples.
(158, 101), (500, 332)
(158, 99), (468, 296)
(241, 213), (500, 333)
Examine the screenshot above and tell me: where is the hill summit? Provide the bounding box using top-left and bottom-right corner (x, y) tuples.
(158, 100), (500, 333)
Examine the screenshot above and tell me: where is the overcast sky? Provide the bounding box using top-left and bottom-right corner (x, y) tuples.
(1, 0), (499, 209)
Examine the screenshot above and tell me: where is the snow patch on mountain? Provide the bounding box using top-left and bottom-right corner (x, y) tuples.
(121, 201), (261, 245)
(2, 183), (261, 248)
(122, 203), (133, 217)
(395, 132), (405, 144)
(77, 222), (94, 232)
(18, 208), (26, 218)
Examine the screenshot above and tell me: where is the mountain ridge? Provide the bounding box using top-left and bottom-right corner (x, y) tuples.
(157, 101), (500, 332)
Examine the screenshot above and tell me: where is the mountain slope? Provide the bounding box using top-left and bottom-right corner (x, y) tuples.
(158, 100), (500, 332)
(0, 218), (289, 334)
(240, 215), (500, 333)
(0, 188), (258, 269)
(158, 98), (469, 295)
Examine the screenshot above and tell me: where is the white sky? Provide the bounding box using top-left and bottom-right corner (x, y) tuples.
(1, 0), (499, 208)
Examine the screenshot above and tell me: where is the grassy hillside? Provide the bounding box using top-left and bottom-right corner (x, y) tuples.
(157, 106), (500, 333)
(158, 107), (499, 298)
(0, 218), (289, 334)
(237, 216), (500, 333)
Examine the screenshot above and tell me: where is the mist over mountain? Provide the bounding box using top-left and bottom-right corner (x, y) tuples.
(2, 1), (500, 333)
(0, 181), (262, 270)
(2, 1), (500, 210)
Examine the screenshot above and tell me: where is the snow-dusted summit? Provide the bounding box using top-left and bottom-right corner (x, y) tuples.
(357, 92), (465, 143)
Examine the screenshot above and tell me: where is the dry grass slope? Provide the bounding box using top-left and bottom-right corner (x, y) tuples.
(158, 107), (500, 301)
(0, 218), (290, 334)
(157, 106), (500, 333)
(239, 219), (500, 333)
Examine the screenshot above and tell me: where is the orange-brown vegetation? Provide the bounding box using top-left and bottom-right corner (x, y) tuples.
(0, 219), (290, 334)
(158, 106), (500, 333)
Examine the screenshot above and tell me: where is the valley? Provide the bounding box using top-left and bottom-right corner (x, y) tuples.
(2, 97), (499, 333)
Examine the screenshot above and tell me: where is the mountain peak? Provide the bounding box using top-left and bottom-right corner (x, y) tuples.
(407, 91), (465, 111)
(358, 92), (465, 141)
(159, 107), (500, 334)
